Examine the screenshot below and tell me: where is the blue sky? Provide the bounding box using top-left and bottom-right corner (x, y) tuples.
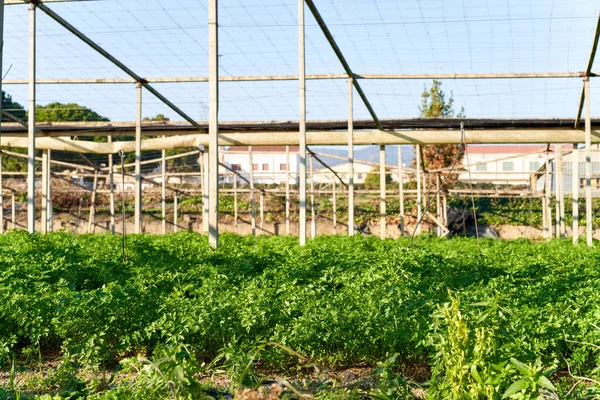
(2, 0), (600, 123)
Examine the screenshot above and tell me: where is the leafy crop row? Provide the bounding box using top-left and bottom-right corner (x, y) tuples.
(1, 232), (600, 398)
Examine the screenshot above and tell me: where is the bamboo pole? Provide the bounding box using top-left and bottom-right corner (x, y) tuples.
(108, 136), (115, 234)
(161, 145), (166, 234)
(202, 151), (209, 233)
(47, 150), (52, 232)
(379, 145), (386, 239)
(398, 145), (404, 236)
(233, 174), (238, 234)
(558, 145), (566, 237)
(260, 191), (264, 233)
(416, 145), (422, 235)
(285, 145), (290, 235)
(332, 181), (337, 234)
(310, 153), (316, 238)
(11, 191), (15, 229)
(436, 174), (441, 236)
(87, 169), (98, 233)
(173, 193), (178, 233)
(41, 150), (47, 233)
(573, 144), (579, 244)
(249, 146), (256, 236)
(544, 150), (552, 240)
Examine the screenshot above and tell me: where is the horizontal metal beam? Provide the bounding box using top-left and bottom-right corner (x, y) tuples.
(35, 2), (205, 132)
(4, 72), (593, 85)
(2, 118), (598, 138)
(2, 129), (599, 154)
(6, 0), (98, 4)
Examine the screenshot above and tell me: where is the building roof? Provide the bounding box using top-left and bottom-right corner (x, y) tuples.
(466, 144), (572, 155)
(224, 146), (299, 153)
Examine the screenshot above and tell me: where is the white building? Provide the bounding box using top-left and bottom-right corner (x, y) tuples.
(220, 146), (299, 185)
(459, 145), (572, 185)
(312, 162), (379, 184)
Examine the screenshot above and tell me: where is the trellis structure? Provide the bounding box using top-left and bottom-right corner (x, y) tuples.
(0, 0), (599, 247)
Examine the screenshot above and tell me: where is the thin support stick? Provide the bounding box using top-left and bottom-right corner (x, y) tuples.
(573, 144), (579, 244)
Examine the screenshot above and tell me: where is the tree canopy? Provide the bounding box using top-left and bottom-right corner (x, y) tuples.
(1, 91), (27, 123)
(418, 80), (465, 186)
(364, 167), (392, 189)
(35, 102), (109, 123)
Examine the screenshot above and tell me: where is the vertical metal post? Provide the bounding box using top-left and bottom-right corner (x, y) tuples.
(134, 83), (142, 234)
(41, 150), (47, 233)
(572, 144), (579, 244)
(27, 2), (36, 233)
(0, 0), (4, 233)
(347, 78), (354, 236)
(173, 192), (178, 232)
(108, 136), (115, 235)
(249, 146), (256, 236)
(233, 173), (238, 234)
(208, 0), (219, 247)
(202, 151), (209, 233)
(544, 150), (552, 240)
(298, 0), (307, 245)
(310, 153), (315, 238)
(416, 145), (422, 235)
(332, 181), (337, 234)
(584, 78), (593, 246)
(161, 144), (166, 234)
(398, 145), (404, 236)
(285, 145), (290, 235)
(379, 145), (386, 239)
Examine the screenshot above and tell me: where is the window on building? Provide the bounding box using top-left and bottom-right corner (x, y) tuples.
(476, 164), (487, 172)
(529, 161), (540, 171)
(280, 163), (288, 171)
(262, 163), (269, 171)
(357, 173), (363, 179)
(231, 164), (242, 171)
(252, 164), (259, 171)
(502, 161), (514, 171)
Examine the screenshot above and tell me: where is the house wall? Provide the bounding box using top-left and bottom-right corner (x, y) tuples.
(459, 152), (547, 184)
(221, 152), (299, 185)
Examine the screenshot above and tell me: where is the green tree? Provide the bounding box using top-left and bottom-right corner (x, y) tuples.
(364, 167), (392, 189)
(35, 102), (109, 122)
(418, 80), (465, 186)
(1, 92), (28, 171)
(1, 91), (27, 123)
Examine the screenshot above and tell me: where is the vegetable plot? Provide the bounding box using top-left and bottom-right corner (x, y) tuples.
(1, 232), (599, 399)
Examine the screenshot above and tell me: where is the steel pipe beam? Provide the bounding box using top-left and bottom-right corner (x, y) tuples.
(3, 72), (595, 85)
(36, 2), (205, 132)
(3, 129), (600, 153)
